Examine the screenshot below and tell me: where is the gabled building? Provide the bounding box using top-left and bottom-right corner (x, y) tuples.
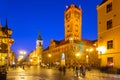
(0, 20), (14, 66)
(42, 4), (99, 68)
(97, 0), (120, 68)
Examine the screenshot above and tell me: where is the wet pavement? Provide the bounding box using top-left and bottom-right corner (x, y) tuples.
(7, 66), (120, 80)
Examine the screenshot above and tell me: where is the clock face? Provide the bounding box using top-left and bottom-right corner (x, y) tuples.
(66, 12), (71, 20)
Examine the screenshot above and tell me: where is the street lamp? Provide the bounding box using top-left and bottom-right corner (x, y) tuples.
(86, 55), (89, 64)
(97, 46), (106, 59)
(48, 54), (51, 68)
(18, 50), (26, 65)
(48, 54), (51, 58)
(97, 46), (106, 54)
(75, 52), (80, 64)
(86, 48), (93, 64)
(19, 50), (26, 55)
(75, 53), (80, 57)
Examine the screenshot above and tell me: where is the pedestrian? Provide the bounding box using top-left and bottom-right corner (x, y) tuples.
(58, 66), (63, 80)
(81, 65), (86, 78)
(75, 66), (79, 77)
(79, 65), (82, 76)
(62, 66), (66, 75)
(58, 66), (62, 73)
(23, 65), (25, 70)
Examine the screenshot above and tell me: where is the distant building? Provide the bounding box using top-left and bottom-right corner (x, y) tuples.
(42, 4), (99, 67)
(97, 0), (120, 68)
(28, 32), (43, 66)
(0, 20), (14, 66)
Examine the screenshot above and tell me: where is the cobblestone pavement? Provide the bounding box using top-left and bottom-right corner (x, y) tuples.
(7, 66), (120, 80)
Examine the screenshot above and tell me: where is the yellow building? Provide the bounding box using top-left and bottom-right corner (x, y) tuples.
(64, 4), (82, 41)
(42, 4), (99, 68)
(28, 32), (43, 66)
(97, 0), (120, 68)
(0, 20), (14, 66)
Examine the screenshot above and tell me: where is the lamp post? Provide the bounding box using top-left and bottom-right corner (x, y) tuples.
(97, 46), (106, 59)
(86, 48), (93, 64)
(48, 54), (51, 68)
(19, 50), (26, 56)
(18, 50), (26, 65)
(75, 52), (80, 64)
(97, 46), (106, 54)
(97, 46), (106, 66)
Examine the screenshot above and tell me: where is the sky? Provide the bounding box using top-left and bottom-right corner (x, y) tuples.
(0, 0), (102, 57)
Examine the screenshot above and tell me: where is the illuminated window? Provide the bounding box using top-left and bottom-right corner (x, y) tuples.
(76, 30), (78, 32)
(107, 57), (113, 66)
(107, 19), (112, 30)
(66, 12), (71, 20)
(107, 57), (113, 62)
(74, 11), (80, 18)
(67, 25), (69, 28)
(106, 2), (112, 13)
(107, 40), (113, 49)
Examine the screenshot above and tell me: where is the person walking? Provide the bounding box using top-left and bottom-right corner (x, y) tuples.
(58, 66), (62, 73)
(58, 66), (63, 80)
(79, 65), (82, 76)
(62, 66), (66, 76)
(75, 66), (79, 77)
(81, 65), (86, 78)
(23, 65), (25, 70)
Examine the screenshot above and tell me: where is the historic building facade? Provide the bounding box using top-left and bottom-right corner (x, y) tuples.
(97, 0), (120, 68)
(0, 20), (14, 66)
(28, 33), (43, 66)
(42, 4), (99, 67)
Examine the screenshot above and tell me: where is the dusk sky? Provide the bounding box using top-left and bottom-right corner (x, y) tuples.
(0, 0), (102, 56)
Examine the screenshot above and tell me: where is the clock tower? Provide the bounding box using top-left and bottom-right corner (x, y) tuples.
(36, 32), (43, 47)
(36, 32), (43, 65)
(64, 4), (82, 41)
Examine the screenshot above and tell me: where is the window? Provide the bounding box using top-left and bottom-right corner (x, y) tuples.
(67, 25), (69, 28)
(106, 2), (112, 13)
(107, 40), (113, 49)
(76, 30), (78, 32)
(107, 57), (113, 63)
(74, 11), (80, 18)
(107, 19), (112, 30)
(39, 42), (42, 46)
(66, 12), (71, 20)
(107, 57), (113, 66)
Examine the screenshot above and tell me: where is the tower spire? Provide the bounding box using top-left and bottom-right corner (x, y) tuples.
(0, 22), (2, 29)
(0, 19), (2, 28)
(5, 17), (8, 29)
(37, 31), (42, 40)
(3, 17), (9, 37)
